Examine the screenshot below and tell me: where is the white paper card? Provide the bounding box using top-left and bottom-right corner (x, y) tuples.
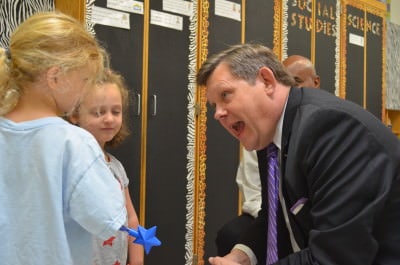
(349, 33), (364, 47)
(163, 0), (193, 17)
(92, 6), (130, 29)
(150, 9), (183, 31)
(107, 0), (144, 15)
(215, 0), (241, 21)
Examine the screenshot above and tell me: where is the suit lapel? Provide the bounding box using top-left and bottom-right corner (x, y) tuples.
(281, 87), (303, 176)
(280, 87), (310, 249)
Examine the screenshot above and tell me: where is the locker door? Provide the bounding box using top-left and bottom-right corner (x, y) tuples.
(144, 1), (191, 264)
(91, 0), (144, 234)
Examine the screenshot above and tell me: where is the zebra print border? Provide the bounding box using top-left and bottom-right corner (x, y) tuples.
(85, 0), (96, 36)
(282, 0), (288, 60)
(184, 1), (197, 265)
(0, 0), (54, 48)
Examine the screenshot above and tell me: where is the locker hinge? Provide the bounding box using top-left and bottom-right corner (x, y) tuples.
(195, 103), (201, 116)
(192, 254), (198, 265)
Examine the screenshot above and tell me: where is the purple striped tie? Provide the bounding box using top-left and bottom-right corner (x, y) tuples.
(266, 143), (279, 264)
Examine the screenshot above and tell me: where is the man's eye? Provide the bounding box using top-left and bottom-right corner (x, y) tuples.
(294, 77), (303, 85)
(222, 91), (230, 99)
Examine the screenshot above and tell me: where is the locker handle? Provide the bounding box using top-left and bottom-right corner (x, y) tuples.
(136, 93), (141, 116)
(151, 94), (157, 116)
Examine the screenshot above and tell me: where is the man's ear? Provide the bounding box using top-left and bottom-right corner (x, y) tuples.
(314, 75), (321, 88)
(258, 66), (277, 95)
(46, 66), (61, 89)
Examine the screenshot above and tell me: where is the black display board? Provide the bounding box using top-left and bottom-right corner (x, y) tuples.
(245, 0), (274, 47)
(286, 0), (337, 94)
(204, 0), (242, 259)
(286, 0), (312, 58)
(315, 0), (337, 94)
(145, 2), (190, 265)
(345, 5), (365, 107)
(366, 12), (383, 119)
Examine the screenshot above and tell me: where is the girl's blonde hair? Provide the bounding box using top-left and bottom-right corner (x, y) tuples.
(0, 11), (107, 115)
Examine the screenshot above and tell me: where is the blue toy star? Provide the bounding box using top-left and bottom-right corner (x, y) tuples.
(120, 225), (161, 254)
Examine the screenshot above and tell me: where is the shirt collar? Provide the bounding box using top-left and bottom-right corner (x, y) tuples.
(272, 98), (288, 150)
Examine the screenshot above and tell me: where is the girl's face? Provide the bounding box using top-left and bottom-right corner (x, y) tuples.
(71, 83), (123, 148)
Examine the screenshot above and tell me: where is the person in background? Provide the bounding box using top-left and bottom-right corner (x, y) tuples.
(0, 11), (127, 265)
(282, 55), (320, 89)
(68, 69), (144, 265)
(198, 43), (400, 265)
(215, 54), (320, 257)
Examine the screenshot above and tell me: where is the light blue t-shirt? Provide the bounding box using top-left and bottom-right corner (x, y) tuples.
(92, 154), (130, 265)
(0, 117), (127, 265)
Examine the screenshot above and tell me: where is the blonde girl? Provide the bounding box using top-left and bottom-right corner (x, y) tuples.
(0, 12), (126, 265)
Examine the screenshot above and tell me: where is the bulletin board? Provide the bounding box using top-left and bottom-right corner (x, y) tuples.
(340, 0), (386, 121)
(314, 0), (338, 95)
(285, 0), (312, 58)
(343, 5), (365, 106)
(245, 0), (275, 47)
(366, 11), (384, 119)
(283, 0), (339, 95)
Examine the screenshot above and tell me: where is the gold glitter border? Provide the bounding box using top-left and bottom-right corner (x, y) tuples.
(195, 1), (209, 264)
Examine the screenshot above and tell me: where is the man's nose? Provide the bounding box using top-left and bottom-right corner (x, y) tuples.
(214, 105), (227, 120)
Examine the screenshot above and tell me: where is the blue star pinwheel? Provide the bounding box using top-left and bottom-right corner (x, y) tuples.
(120, 225), (161, 254)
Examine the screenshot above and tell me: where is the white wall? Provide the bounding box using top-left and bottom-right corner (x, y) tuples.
(390, 0), (400, 25)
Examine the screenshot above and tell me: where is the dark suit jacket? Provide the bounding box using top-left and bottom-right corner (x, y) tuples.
(239, 87), (400, 265)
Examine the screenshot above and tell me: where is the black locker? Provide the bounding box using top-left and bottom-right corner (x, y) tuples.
(93, 1), (190, 264)
(145, 1), (190, 264)
(93, 0), (144, 219)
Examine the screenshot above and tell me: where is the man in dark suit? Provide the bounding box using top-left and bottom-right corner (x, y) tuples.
(197, 43), (400, 265)
(215, 54), (321, 257)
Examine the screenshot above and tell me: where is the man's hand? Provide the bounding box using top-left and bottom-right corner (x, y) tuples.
(209, 249), (251, 265)
(209, 256), (241, 265)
